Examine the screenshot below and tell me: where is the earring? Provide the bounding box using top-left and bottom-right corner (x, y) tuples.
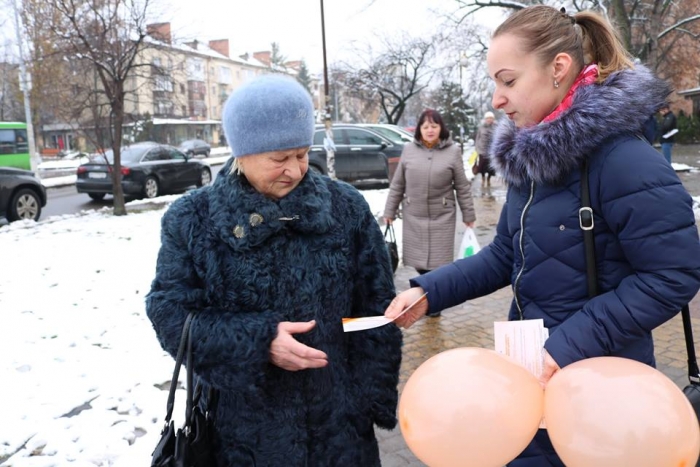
(554, 80), (560, 88)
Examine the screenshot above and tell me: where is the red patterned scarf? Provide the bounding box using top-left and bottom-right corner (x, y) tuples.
(542, 63), (599, 123)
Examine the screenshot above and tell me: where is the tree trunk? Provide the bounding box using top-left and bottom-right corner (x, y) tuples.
(609, 0), (632, 52)
(111, 90), (127, 216)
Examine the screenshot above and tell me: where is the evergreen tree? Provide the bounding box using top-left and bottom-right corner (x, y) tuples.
(270, 42), (287, 70)
(296, 60), (312, 93)
(431, 81), (473, 142)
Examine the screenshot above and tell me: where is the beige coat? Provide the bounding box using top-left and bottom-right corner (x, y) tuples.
(383, 138), (475, 270)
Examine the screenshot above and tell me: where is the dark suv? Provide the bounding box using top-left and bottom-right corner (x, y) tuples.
(0, 167), (47, 222)
(308, 125), (403, 183)
(179, 139), (211, 157)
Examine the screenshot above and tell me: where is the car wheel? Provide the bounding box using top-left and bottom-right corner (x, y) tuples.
(88, 193), (105, 201)
(8, 188), (41, 222)
(198, 167), (212, 187)
(143, 176), (160, 199)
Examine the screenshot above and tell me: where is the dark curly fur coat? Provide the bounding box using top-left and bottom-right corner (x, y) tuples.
(413, 66), (700, 467)
(146, 166), (402, 466)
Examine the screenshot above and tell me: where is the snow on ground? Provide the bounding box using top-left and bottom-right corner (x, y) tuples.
(0, 186), (400, 467)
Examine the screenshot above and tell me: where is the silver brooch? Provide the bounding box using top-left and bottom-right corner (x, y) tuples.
(233, 225), (245, 238)
(249, 213), (264, 227)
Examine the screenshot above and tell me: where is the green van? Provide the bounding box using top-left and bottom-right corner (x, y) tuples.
(0, 122), (30, 170)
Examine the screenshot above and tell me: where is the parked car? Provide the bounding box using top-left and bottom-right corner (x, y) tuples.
(309, 124), (403, 183)
(38, 151), (91, 173)
(358, 124), (414, 145)
(0, 167), (47, 222)
(179, 139), (211, 157)
(76, 142), (212, 200)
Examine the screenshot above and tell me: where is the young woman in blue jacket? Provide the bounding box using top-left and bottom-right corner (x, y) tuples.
(385, 6), (700, 466)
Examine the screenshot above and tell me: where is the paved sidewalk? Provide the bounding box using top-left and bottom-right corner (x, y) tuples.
(375, 176), (700, 466)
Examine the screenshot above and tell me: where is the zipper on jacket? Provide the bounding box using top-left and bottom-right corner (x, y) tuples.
(513, 180), (535, 320)
(425, 150), (433, 268)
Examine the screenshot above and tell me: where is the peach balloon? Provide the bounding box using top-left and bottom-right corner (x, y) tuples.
(545, 356), (700, 467)
(399, 347), (544, 467)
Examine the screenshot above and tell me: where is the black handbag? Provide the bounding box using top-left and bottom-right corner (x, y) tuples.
(384, 223), (399, 273)
(152, 313), (219, 467)
(580, 159), (700, 437)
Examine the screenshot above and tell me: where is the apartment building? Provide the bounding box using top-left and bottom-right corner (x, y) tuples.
(41, 22), (318, 152)
(124, 22), (273, 147)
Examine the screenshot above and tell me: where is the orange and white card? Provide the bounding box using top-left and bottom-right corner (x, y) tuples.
(342, 292), (428, 332)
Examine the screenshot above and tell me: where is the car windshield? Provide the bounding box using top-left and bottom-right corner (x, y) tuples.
(95, 146), (151, 163)
(369, 127), (405, 144)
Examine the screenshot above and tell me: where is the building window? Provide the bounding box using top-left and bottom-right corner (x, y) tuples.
(187, 58), (205, 81)
(155, 100), (173, 115)
(218, 66), (232, 84)
(155, 76), (173, 92)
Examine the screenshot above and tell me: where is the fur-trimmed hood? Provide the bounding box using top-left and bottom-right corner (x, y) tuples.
(491, 66), (670, 187)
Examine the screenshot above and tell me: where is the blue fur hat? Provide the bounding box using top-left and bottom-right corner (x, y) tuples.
(222, 75), (315, 157)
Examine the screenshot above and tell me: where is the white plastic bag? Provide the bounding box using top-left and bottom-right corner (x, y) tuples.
(458, 227), (481, 259)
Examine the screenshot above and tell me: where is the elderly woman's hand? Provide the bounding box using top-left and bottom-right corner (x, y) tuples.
(384, 287), (428, 328)
(270, 320), (328, 371)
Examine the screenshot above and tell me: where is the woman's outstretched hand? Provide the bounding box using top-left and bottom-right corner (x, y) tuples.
(384, 287), (428, 328)
(539, 351), (561, 388)
(270, 320), (328, 371)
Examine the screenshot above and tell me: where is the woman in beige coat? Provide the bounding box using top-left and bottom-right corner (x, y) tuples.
(384, 109), (476, 287)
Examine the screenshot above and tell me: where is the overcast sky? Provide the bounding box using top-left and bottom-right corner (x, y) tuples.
(161, 0), (485, 73)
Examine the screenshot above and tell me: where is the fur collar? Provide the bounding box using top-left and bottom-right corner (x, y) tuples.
(491, 66), (670, 187)
(207, 165), (336, 250)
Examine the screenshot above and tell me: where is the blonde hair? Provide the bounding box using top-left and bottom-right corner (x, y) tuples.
(493, 6), (634, 83)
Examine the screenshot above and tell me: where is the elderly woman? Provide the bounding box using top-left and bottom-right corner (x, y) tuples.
(146, 75), (402, 466)
(474, 111), (497, 185)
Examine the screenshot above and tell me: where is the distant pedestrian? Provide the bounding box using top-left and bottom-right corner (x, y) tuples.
(385, 6), (700, 467)
(383, 109), (476, 281)
(474, 111), (497, 185)
(659, 104), (677, 163)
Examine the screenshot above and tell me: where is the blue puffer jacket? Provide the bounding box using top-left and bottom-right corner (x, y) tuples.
(412, 66), (700, 466)
(147, 166), (402, 466)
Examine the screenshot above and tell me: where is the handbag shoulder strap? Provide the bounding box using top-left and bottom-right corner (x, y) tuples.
(163, 312), (194, 424)
(682, 305), (700, 383)
(579, 159), (699, 384)
(384, 223), (396, 243)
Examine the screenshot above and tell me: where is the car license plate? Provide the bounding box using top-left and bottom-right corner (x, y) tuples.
(88, 172), (107, 179)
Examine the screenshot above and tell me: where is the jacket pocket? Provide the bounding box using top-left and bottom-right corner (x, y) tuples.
(442, 197), (456, 208)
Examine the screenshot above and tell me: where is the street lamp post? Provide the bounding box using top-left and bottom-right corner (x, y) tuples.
(13, 0), (39, 172)
(319, 0), (336, 179)
(458, 53), (469, 152)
